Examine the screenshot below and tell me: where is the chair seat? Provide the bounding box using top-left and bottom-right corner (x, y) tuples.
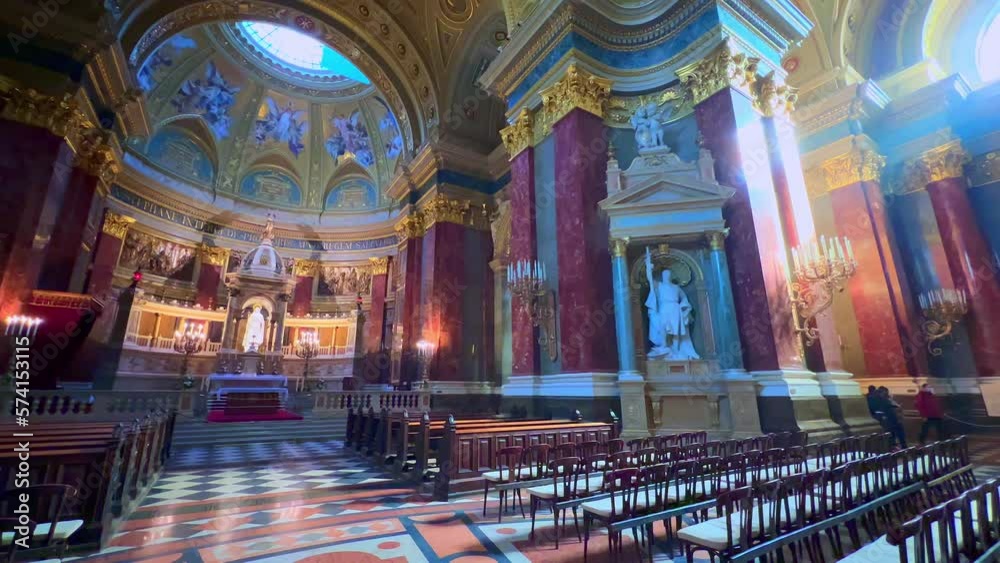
(526, 475), (606, 499)
(482, 469), (518, 482)
(0, 519), (83, 544)
(676, 511), (769, 551)
(837, 524), (960, 563)
(581, 495), (648, 518)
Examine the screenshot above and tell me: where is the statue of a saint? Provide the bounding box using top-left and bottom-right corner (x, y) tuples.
(242, 305), (267, 352)
(490, 197), (512, 263)
(630, 102), (672, 150)
(262, 212), (275, 243)
(644, 248), (699, 359)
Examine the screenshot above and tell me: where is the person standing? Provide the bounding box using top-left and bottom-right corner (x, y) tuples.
(915, 383), (946, 443)
(877, 386), (907, 449)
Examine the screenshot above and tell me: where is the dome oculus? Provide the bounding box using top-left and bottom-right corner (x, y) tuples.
(239, 22), (370, 84)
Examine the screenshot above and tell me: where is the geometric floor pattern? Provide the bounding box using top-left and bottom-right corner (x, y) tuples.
(170, 439), (348, 469)
(66, 437), (1000, 563)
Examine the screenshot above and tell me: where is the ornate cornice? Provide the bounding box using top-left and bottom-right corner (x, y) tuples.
(394, 212), (426, 241)
(540, 64), (612, 123)
(0, 88), (121, 184)
(969, 150), (1000, 188)
(816, 149), (886, 195)
(293, 259), (320, 277)
(198, 244), (230, 267)
(499, 109), (534, 159)
(369, 256), (390, 276)
(102, 211), (135, 240)
(895, 141), (970, 195)
(677, 41), (759, 107)
(753, 73), (797, 118)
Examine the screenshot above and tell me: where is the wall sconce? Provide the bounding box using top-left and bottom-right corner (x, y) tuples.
(508, 259), (558, 361)
(789, 236), (857, 346)
(919, 288), (967, 356)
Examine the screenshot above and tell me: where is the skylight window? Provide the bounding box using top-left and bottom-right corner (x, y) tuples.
(240, 22), (370, 84)
(977, 14), (1000, 84)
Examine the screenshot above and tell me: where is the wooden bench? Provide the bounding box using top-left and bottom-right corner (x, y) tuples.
(385, 411), (539, 468)
(432, 418), (617, 500)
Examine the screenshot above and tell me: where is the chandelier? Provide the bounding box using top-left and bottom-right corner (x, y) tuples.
(789, 236), (857, 346)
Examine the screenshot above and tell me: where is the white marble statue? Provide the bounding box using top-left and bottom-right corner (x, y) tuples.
(242, 305), (267, 352)
(644, 247), (699, 359)
(698, 146), (717, 183)
(630, 102), (672, 150)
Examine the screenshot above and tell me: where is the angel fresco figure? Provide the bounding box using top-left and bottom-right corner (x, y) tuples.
(326, 111), (375, 167)
(630, 101), (673, 150)
(255, 98), (308, 157)
(171, 62), (239, 138)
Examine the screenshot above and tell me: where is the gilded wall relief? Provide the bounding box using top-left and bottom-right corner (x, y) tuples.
(119, 230), (196, 280)
(318, 265), (373, 296)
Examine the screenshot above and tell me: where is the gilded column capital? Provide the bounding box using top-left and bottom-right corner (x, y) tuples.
(198, 244), (230, 267)
(394, 211), (426, 240)
(677, 42), (760, 107)
(292, 259), (320, 277)
(609, 237), (629, 258)
(0, 88), (89, 139)
(540, 64), (612, 124)
(369, 256), (390, 275)
(896, 141), (970, 195)
(706, 229), (729, 251)
(819, 149), (886, 193)
(75, 127), (121, 185)
(753, 73), (797, 118)
(499, 108), (534, 159)
(421, 194), (472, 229)
(102, 211), (135, 240)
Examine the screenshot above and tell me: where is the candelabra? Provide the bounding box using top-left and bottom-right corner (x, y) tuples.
(173, 322), (206, 386)
(4, 315), (42, 337)
(507, 259), (558, 360)
(919, 288), (968, 356)
(789, 236), (858, 346)
(295, 330), (320, 391)
(416, 339), (435, 389)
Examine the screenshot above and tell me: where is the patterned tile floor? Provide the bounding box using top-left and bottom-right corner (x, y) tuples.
(170, 440), (348, 469)
(61, 438), (1000, 563)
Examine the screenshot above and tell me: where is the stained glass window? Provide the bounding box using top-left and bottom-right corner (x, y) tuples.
(240, 22), (369, 84)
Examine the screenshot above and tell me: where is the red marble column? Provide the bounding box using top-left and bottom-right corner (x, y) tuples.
(38, 167), (99, 291)
(552, 109), (617, 373)
(195, 261), (223, 309)
(695, 89), (802, 372)
(509, 148), (540, 375)
(393, 232), (423, 384)
(0, 120), (75, 317)
(86, 209), (132, 300)
(291, 262), (315, 317)
(366, 257), (390, 353)
(927, 177), (1000, 376)
(830, 180), (926, 376)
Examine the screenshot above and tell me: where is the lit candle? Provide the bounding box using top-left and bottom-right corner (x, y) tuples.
(835, 238), (845, 261)
(792, 247), (801, 273)
(846, 239), (854, 262)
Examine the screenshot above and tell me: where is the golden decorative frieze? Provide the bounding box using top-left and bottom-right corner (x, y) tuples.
(369, 257), (390, 276)
(540, 64), (612, 123)
(819, 150), (886, 194)
(969, 150), (1000, 187)
(75, 127), (121, 184)
(29, 290), (100, 310)
(609, 238), (628, 258)
(500, 109), (535, 159)
(394, 212), (426, 241)
(753, 73), (797, 118)
(677, 42), (759, 107)
(102, 211), (135, 240)
(896, 141), (970, 194)
(293, 259), (321, 277)
(421, 194), (472, 228)
(198, 244), (230, 267)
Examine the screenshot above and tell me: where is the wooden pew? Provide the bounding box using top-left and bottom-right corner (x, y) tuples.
(432, 417), (617, 500)
(380, 411), (522, 464)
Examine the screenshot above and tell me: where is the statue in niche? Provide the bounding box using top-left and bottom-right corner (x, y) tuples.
(630, 101), (672, 150)
(697, 133), (717, 183)
(644, 247), (699, 360)
(242, 305), (267, 353)
(490, 195), (512, 263)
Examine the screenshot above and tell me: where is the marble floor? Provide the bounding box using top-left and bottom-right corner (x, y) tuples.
(62, 435), (1000, 563)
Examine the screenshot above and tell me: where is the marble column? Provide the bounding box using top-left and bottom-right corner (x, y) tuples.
(610, 238), (639, 378)
(221, 289), (240, 350)
(367, 257), (390, 353)
(195, 245), (228, 309)
(87, 210), (134, 299)
(38, 166), (100, 291)
(273, 295), (289, 353)
(706, 231), (743, 371)
(291, 260), (318, 317)
(915, 143), (1000, 376)
(505, 129), (541, 375)
(392, 214), (424, 385)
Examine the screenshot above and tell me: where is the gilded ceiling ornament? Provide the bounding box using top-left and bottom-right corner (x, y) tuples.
(293, 259), (321, 277)
(394, 212), (426, 240)
(369, 256), (390, 275)
(540, 64), (613, 123)
(606, 88), (688, 126)
(421, 194), (471, 228)
(499, 109), (534, 158)
(102, 212), (136, 240)
(897, 141), (970, 194)
(198, 244), (230, 267)
(820, 149), (886, 193)
(677, 42), (760, 107)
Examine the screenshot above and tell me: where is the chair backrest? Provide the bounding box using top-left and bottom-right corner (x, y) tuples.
(684, 443), (708, 459)
(653, 434), (678, 449)
(605, 438), (625, 455)
(774, 474), (806, 532)
(576, 440), (600, 459)
(523, 443), (552, 478)
(668, 459), (699, 505)
(495, 446), (524, 482)
(640, 462), (670, 512)
(0, 485), (76, 548)
(0, 517), (34, 563)
(549, 456), (581, 501)
(554, 442), (577, 459)
(604, 468), (641, 521)
(719, 486), (756, 553)
(801, 469), (830, 522)
(722, 454), (748, 488)
(698, 456), (725, 497)
(607, 451), (634, 470)
(635, 447), (658, 467)
(749, 434), (773, 452)
(579, 453), (609, 496)
(967, 479), (1000, 549)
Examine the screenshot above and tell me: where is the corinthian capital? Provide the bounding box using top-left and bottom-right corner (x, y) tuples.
(540, 64), (612, 123)
(677, 41), (760, 106)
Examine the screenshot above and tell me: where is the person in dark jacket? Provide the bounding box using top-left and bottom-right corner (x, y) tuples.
(915, 383), (946, 443)
(877, 386), (907, 449)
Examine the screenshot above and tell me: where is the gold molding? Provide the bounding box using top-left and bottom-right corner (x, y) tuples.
(369, 256), (390, 276)
(677, 42), (759, 107)
(394, 212), (426, 241)
(198, 244), (230, 267)
(499, 109), (534, 159)
(817, 149), (886, 195)
(540, 64), (612, 124)
(896, 141), (970, 194)
(293, 259), (321, 277)
(421, 194), (471, 229)
(753, 73), (797, 118)
(609, 238), (628, 258)
(29, 290), (101, 310)
(102, 211), (135, 240)
(969, 150), (1000, 187)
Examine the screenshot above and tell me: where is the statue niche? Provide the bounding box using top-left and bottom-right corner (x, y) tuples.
(644, 247), (699, 360)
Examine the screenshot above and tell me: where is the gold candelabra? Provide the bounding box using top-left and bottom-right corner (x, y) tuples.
(295, 330), (320, 391)
(173, 322), (206, 386)
(789, 236), (858, 346)
(416, 339), (435, 389)
(919, 288), (968, 355)
(507, 259), (558, 360)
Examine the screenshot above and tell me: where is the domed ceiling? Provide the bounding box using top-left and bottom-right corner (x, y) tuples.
(128, 21), (407, 215)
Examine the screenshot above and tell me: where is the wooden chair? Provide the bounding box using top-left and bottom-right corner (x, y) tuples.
(528, 456), (581, 548)
(678, 485), (758, 563)
(521, 443), (551, 480)
(481, 445), (524, 522)
(0, 485), (81, 560)
(966, 479), (1000, 557)
(582, 467), (642, 563)
(0, 517), (33, 563)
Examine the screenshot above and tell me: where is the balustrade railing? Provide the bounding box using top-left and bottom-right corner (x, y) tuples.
(1, 390), (203, 420)
(310, 390), (429, 414)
